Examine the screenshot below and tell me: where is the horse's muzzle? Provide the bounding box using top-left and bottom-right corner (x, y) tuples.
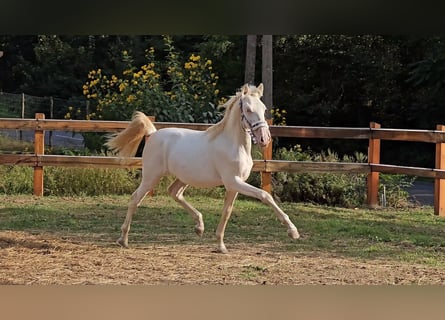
(254, 126), (271, 148)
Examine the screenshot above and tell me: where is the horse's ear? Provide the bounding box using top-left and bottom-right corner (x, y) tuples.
(257, 83), (264, 97)
(241, 83), (249, 96)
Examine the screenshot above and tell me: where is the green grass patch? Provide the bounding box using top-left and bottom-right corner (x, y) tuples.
(0, 134), (34, 153)
(0, 194), (444, 267)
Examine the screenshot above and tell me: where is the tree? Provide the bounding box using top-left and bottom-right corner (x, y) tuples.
(244, 35), (257, 84)
(262, 35), (273, 119)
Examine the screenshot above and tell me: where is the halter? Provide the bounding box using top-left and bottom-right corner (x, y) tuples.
(239, 97), (269, 144)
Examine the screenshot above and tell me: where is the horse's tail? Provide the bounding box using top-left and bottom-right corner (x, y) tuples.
(106, 111), (157, 157)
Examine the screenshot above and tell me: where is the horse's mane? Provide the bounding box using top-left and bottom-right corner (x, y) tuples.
(206, 85), (262, 140)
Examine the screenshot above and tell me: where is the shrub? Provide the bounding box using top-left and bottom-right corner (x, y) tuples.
(43, 167), (141, 196)
(0, 166), (33, 194)
(379, 174), (416, 208)
(67, 36), (225, 124)
(270, 146), (368, 207)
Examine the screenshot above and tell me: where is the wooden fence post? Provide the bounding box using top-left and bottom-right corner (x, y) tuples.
(367, 122), (381, 208)
(34, 113), (45, 196)
(261, 119), (273, 193)
(434, 125), (445, 216)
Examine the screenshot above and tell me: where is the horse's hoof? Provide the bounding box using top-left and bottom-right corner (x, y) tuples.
(288, 227), (300, 240)
(116, 238), (129, 248)
(195, 225), (204, 237)
(215, 247), (229, 254)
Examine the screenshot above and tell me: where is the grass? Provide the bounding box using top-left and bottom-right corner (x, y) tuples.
(1, 194), (445, 267)
(0, 134), (34, 153)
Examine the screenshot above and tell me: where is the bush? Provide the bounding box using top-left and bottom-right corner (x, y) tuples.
(0, 165), (141, 196)
(43, 167), (141, 196)
(379, 174), (416, 208)
(0, 166), (34, 194)
(270, 145), (368, 207)
(67, 36), (225, 124)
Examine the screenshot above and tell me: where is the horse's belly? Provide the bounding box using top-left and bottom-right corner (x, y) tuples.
(171, 163), (222, 188)
(166, 139), (222, 187)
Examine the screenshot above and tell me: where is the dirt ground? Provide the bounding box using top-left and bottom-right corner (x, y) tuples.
(1, 230), (445, 285)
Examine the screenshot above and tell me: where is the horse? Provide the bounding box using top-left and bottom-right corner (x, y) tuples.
(106, 83), (300, 253)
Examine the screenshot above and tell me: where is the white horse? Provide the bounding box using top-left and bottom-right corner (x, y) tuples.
(107, 83), (300, 253)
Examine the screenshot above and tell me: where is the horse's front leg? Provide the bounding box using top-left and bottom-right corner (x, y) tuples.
(223, 176), (300, 240)
(215, 190), (238, 254)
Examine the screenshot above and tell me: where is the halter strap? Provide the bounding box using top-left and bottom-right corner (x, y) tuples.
(239, 98), (269, 144)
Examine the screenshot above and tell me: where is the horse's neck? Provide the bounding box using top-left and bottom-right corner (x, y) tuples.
(223, 105), (252, 154)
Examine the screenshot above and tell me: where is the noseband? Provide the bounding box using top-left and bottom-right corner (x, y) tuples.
(239, 98), (269, 144)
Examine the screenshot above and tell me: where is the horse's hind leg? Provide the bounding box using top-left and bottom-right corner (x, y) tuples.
(117, 175), (161, 248)
(167, 178), (204, 236)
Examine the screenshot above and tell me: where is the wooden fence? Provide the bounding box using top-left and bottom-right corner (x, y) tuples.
(2, 113), (445, 216)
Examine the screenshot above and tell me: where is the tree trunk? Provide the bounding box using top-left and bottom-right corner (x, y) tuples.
(244, 35), (257, 85)
(262, 35), (273, 119)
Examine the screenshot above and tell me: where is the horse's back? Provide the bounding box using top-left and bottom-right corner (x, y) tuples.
(143, 127), (222, 187)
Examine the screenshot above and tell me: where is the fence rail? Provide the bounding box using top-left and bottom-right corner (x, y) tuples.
(5, 118), (445, 143)
(2, 114), (445, 215)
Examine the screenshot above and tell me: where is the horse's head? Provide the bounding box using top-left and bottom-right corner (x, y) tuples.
(239, 83), (271, 147)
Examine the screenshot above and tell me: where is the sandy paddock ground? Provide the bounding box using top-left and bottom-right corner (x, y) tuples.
(1, 230), (445, 285)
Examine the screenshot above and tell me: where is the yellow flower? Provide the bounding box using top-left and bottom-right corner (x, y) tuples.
(218, 97), (228, 105)
(189, 54), (200, 62)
